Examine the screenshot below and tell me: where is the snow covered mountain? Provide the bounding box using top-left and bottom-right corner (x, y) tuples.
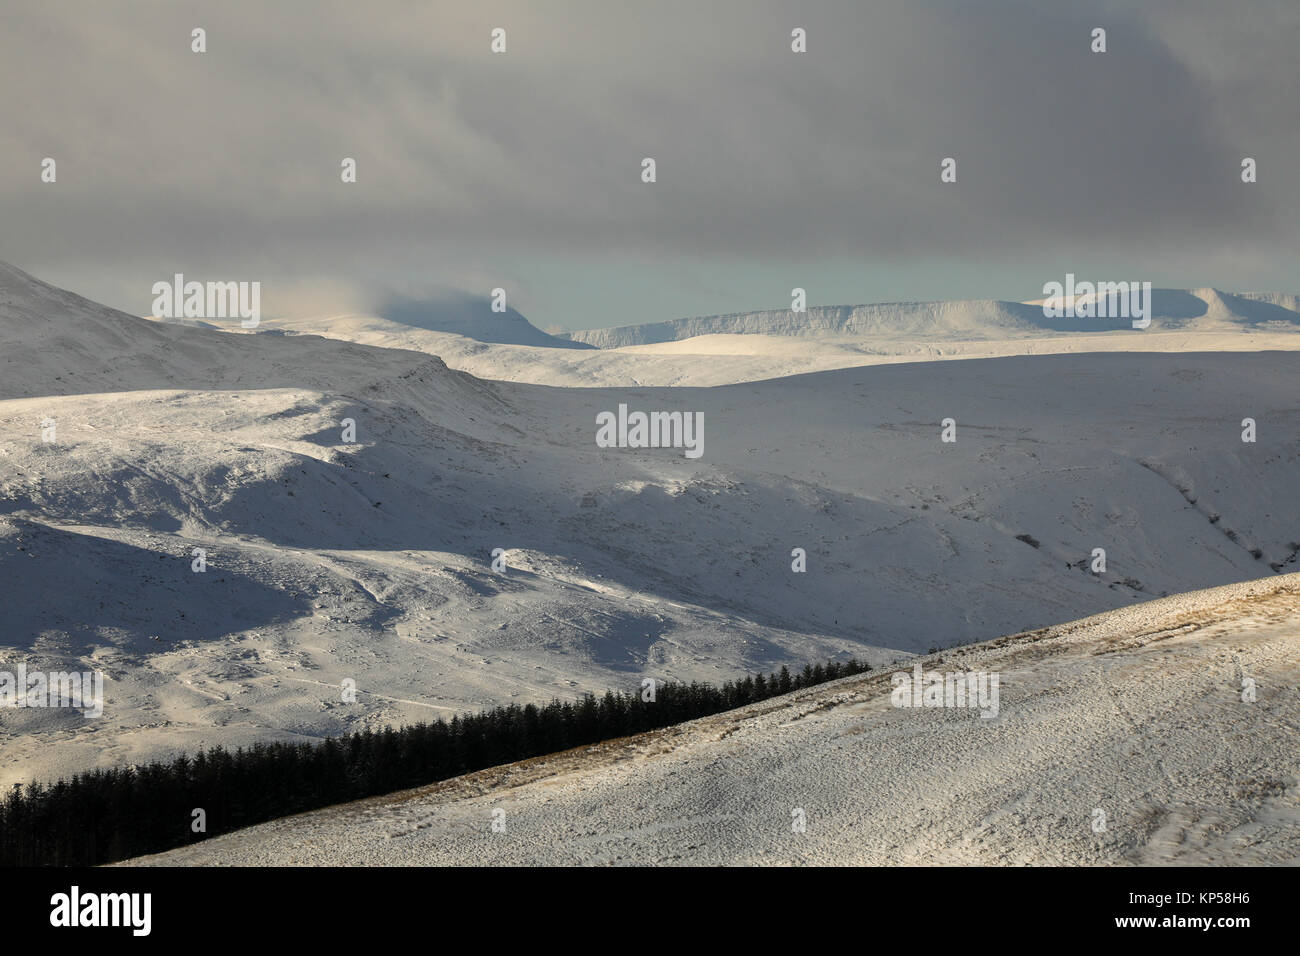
(248, 285), (1300, 389)
(560, 289), (1300, 348)
(371, 293), (594, 349)
(2, 260), (1298, 796)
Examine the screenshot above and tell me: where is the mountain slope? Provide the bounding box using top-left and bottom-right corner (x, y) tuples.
(4, 262), (1299, 796)
(126, 574), (1300, 866)
(0, 260), (506, 413)
(372, 294), (594, 349)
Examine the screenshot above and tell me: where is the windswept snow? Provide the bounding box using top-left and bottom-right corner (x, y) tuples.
(127, 574), (1300, 866)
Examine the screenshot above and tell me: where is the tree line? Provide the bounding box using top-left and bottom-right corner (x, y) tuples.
(0, 658), (871, 866)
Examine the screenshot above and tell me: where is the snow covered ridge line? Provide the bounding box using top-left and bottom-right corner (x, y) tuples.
(891, 663), (999, 718)
(596, 403), (703, 458)
(150, 273), (260, 328)
(1042, 273), (1152, 329)
(50, 886), (151, 937)
(0, 664), (102, 718)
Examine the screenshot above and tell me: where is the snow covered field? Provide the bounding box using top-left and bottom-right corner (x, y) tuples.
(2, 259), (1298, 805)
(127, 574), (1300, 866)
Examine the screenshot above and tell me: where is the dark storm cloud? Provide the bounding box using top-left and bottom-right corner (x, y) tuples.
(0, 0), (1295, 315)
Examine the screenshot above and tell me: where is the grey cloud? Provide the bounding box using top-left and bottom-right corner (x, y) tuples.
(0, 0), (1296, 318)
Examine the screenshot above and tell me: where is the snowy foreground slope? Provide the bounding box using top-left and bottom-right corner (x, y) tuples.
(2, 260), (1299, 793)
(128, 575), (1300, 866)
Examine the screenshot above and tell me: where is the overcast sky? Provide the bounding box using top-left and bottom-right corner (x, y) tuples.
(2, 0), (1297, 331)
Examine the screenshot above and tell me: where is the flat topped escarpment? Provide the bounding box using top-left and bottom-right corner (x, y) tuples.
(561, 288), (1300, 348)
(561, 300), (1038, 347)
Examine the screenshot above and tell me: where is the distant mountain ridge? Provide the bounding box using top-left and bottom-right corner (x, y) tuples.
(374, 293), (594, 349)
(561, 288), (1300, 348)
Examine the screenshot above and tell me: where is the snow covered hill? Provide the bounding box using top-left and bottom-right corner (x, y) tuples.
(0, 260), (488, 404)
(246, 287), (1300, 389)
(371, 293), (594, 349)
(2, 260), (1298, 796)
(560, 289), (1300, 348)
(126, 574), (1300, 866)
